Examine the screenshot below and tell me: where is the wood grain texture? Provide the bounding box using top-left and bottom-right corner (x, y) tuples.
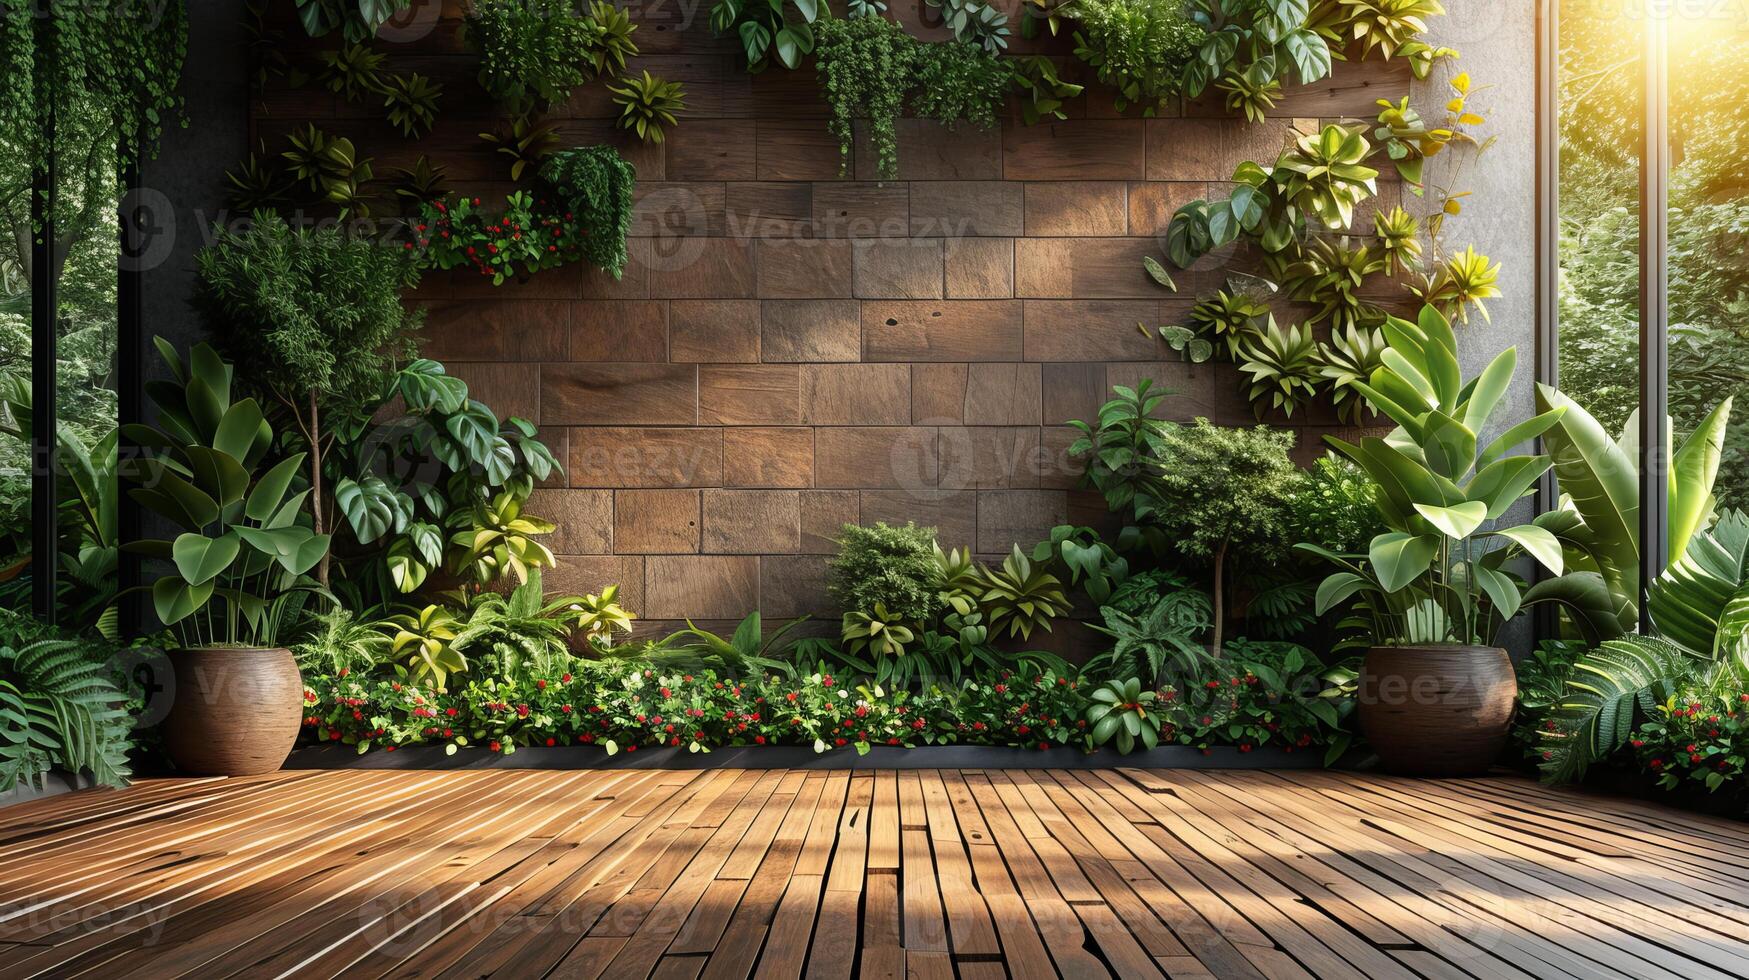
(5, 768), (1743, 978)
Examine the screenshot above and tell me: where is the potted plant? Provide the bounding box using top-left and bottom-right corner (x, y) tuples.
(121, 339), (330, 775)
(1301, 306), (1567, 775)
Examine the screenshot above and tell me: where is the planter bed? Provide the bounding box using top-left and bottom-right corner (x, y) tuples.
(284, 743), (1359, 771)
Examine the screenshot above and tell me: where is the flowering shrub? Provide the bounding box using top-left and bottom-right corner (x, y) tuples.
(413, 192), (588, 285)
(1629, 693), (1748, 799)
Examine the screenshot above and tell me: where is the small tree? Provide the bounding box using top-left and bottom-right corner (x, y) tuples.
(1144, 419), (1298, 659)
(195, 212), (423, 584)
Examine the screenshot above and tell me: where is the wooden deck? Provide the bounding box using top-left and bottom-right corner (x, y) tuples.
(0, 769), (1745, 979)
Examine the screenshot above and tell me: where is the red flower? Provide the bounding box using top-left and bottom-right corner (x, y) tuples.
(546, 738), (557, 747)
(489, 741), (502, 752)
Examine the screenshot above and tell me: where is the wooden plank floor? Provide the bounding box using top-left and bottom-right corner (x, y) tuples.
(0, 769), (1745, 978)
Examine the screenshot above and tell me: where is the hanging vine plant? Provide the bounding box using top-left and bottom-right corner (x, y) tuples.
(813, 15), (917, 181)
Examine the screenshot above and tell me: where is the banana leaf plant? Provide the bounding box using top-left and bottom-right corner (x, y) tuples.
(1522, 386), (1732, 644)
(120, 339), (330, 649)
(1300, 305), (1567, 646)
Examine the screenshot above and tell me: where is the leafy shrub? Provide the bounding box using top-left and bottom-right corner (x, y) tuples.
(466, 0), (637, 118)
(0, 635), (131, 791)
(1064, 0), (1201, 114)
(829, 522), (942, 625)
(912, 35), (1012, 129)
(1288, 453), (1384, 556)
(814, 15), (918, 181)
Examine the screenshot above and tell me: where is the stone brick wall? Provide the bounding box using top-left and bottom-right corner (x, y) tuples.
(253, 0), (1420, 648)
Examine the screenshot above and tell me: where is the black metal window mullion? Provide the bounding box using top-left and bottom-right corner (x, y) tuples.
(118, 148), (143, 633)
(29, 12), (58, 625)
(1638, 14), (1670, 629)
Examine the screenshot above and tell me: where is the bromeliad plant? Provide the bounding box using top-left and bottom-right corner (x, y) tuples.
(1302, 305), (1568, 645)
(121, 340), (330, 648)
(1084, 677), (1166, 753)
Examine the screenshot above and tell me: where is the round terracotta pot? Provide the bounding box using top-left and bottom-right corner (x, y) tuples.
(1357, 645), (1517, 777)
(162, 647), (304, 776)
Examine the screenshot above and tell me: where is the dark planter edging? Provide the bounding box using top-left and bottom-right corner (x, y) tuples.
(285, 743), (1363, 771)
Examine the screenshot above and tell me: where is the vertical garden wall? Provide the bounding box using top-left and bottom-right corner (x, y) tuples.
(142, 0), (1536, 647)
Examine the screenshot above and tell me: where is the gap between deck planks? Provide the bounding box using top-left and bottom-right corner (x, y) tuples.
(1, 768), (1745, 979)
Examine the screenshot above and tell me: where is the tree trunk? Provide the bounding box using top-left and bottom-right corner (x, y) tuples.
(309, 389), (329, 587)
(1210, 540), (1226, 662)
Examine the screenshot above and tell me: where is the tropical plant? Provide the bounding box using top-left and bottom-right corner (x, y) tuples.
(829, 522), (942, 626)
(1529, 387), (1732, 642)
(1303, 306), (1566, 646)
(1084, 677), (1165, 753)
(1417, 245), (1502, 324)
(1010, 54), (1084, 124)
(1066, 380), (1175, 529)
(583, 1), (641, 76)
(120, 340), (330, 647)
(447, 491), (556, 588)
(315, 42), (388, 100)
(1083, 598), (1211, 689)
(1065, 0), (1202, 114)
(224, 146), (294, 213)
(416, 189), (587, 284)
(293, 0), (413, 42)
(710, 0), (820, 70)
(978, 545), (1070, 640)
(1372, 205), (1423, 273)
(1317, 323), (1388, 425)
(479, 117), (561, 182)
(1236, 318), (1322, 419)
(658, 611), (807, 675)
(1280, 237), (1385, 331)
(1032, 525), (1129, 603)
(0, 638), (131, 792)
(813, 15), (918, 181)
(381, 72), (443, 139)
(1310, 0), (1448, 64)
(1278, 124), (1380, 229)
(387, 603), (465, 692)
(1181, 0), (1333, 122)
(195, 213), (423, 586)
(841, 603), (918, 658)
(1177, 288), (1273, 360)
(280, 125), (375, 215)
(610, 71), (687, 143)
(926, 0), (1011, 52)
(388, 156), (450, 210)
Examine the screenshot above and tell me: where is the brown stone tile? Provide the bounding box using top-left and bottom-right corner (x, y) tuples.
(800, 490), (859, 553)
(543, 364), (697, 425)
(1042, 362), (1108, 426)
(757, 118), (842, 180)
(723, 427), (814, 488)
(862, 300), (1023, 361)
(527, 489), (613, 555)
(644, 555), (760, 619)
(1021, 301), (1161, 361)
(909, 181), (1024, 237)
(911, 363), (968, 424)
(800, 363), (912, 425)
(1003, 120), (1145, 180)
(939, 426), (1043, 490)
(569, 427), (722, 488)
(754, 239), (854, 298)
(546, 555), (646, 614)
(638, 237), (756, 299)
(944, 238), (1014, 299)
(702, 489), (802, 553)
(615, 489), (701, 554)
(570, 301), (668, 361)
(1106, 361), (1252, 425)
(814, 427), (938, 489)
(761, 300), (861, 362)
(670, 299), (761, 363)
(854, 239), (944, 299)
(630, 181), (727, 237)
(963, 363), (1043, 425)
(699, 364), (801, 425)
(1128, 180), (1208, 237)
(443, 362), (541, 426)
(976, 489), (1069, 553)
(1144, 118), (1233, 182)
(813, 182), (910, 238)
(667, 119), (757, 180)
(759, 554), (833, 618)
(858, 489), (976, 550)
(1039, 426), (1086, 489)
(855, 119), (1002, 179)
(419, 300), (569, 362)
(1015, 238), (1164, 299)
(725, 182), (814, 238)
(1024, 182), (1128, 236)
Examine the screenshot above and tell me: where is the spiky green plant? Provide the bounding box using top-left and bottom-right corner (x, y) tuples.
(1236, 318), (1323, 419)
(978, 545), (1069, 639)
(609, 70), (686, 143)
(1318, 323), (1388, 424)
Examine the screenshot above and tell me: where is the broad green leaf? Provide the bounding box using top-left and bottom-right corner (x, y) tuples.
(1413, 501), (1487, 540)
(1369, 531), (1438, 592)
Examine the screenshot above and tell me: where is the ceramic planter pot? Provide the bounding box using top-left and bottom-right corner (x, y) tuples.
(1357, 644), (1517, 777)
(163, 647), (304, 776)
